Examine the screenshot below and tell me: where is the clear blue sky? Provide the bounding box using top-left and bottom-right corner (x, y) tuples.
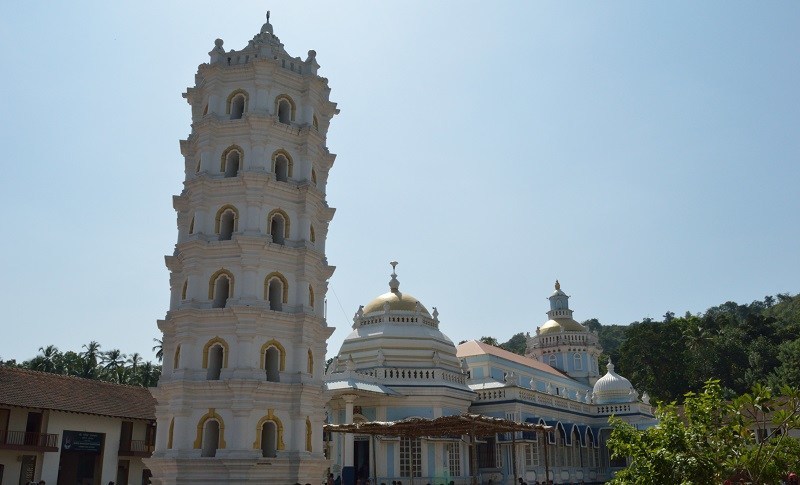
(1, 2), (798, 364)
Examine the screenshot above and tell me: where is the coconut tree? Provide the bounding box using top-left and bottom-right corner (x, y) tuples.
(101, 349), (126, 383)
(81, 341), (102, 379)
(126, 352), (143, 385)
(152, 338), (163, 362)
(35, 345), (60, 373)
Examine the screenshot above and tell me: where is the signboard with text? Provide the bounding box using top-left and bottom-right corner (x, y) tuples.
(62, 431), (103, 454)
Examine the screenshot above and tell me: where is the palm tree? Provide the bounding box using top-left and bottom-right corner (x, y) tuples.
(101, 349), (126, 383)
(36, 345), (60, 373)
(81, 341), (102, 379)
(126, 352), (143, 385)
(139, 361), (161, 387)
(152, 338), (163, 362)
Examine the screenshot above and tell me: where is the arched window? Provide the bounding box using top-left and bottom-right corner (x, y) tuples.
(312, 115), (319, 131)
(207, 345), (223, 380)
(194, 410), (226, 457)
(267, 209), (290, 245)
(209, 270), (234, 308)
(173, 345), (181, 369)
(167, 418), (174, 449)
(253, 410), (284, 458)
(311, 169), (317, 186)
(220, 146), (243, 178)
(202, 104), (209, 116)
(226, 90), (248, 120)
(574, 353), (583, 370)
(275, 95), (296, 124)
(215, 205), (239, 241)
(572, 428), (581, 466)
(202, 337), (229, 380)
(195, 160), (201, 173)
(271, 150), (293, 182)
(556, 424), (568, 467)
(305, 416), (312, 452)
(309, 225), (316, 243)
(260, 339), (285, 382)
(548, 354), (557, 367)
(265, 346), (280, 382)
(308, 285), (315, 308)
(203, 420), (220, 456)
(264, 272), (288, 312)
(261, 421), (278, 457)
(181, 280), (188, 300)
(189, 216), (195, 235)
(307, 349), (314, 374)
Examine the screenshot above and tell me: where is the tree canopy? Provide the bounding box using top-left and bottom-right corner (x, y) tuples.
(608, 380), (800, 484)
(0, 341), (161, 387)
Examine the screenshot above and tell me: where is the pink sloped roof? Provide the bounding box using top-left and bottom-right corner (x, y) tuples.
(456, 340), (568, 379)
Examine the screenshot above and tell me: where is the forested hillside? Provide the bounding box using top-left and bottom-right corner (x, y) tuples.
(493, 293), (800, 404)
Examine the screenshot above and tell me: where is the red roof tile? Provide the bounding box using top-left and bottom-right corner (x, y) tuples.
(0, 367), (155, 421)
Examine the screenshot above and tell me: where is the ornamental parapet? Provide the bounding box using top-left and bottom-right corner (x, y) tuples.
(326, 367), (466, 386)
(356, 313), (439, 329)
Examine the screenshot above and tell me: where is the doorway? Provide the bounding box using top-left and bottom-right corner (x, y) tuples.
(18, 456), (35, 485)
(58, 431), (104, 485)
(353, 439), (370, 483)
(116, 460), (130, 485)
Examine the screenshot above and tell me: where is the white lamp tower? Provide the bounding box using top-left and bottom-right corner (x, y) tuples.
(146, 13), (338, 484)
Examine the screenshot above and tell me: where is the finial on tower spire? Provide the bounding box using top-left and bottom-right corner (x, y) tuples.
(389, 261), (400, 293)
(260, 10), (274, 35)
(555, 280), (561, 291)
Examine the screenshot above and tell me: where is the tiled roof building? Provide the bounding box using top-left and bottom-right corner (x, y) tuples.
(0, 367), (156, 485)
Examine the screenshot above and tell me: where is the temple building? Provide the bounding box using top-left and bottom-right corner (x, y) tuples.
(325, 270), (656, 484)
(138, 12), (655, 485)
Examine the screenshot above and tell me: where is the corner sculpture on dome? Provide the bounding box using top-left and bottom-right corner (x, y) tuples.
(555, 279), (561, 291)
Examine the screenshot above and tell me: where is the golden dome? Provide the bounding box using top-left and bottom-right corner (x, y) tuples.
(539, 318), (586, 335)
(362, 291), (430, 316)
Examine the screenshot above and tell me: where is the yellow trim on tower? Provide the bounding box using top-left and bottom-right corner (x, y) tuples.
(201, 337), (230, 369)
(193, 408), (227, 449)
(252, 409), (285, 450)
(259, 339), (286, 371)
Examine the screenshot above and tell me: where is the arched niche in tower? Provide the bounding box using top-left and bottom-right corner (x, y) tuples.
(194, 409), (226, 456)
(208, 269), (234, 308)
(264, 272), (288, 311)
(214, 205), (239, 241)
(226, 89), (248, 120)
(173, 345), (181, 370)
(202, 337), (229, 380)
(271, 149), (293, 182)
(252, 410), (285, 458)
(260, 339), (286, 383)
(275, 94), (296, 124)
(220, 145), (243, 178)
(267, 208), (290, 245)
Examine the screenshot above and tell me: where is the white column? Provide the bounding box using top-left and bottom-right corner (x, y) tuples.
(342, 394), (357, 468)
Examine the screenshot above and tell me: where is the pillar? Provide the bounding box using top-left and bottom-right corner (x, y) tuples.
(342, 394), (357, 485)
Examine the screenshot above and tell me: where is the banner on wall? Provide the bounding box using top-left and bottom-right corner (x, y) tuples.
(62, 430), (104, 454)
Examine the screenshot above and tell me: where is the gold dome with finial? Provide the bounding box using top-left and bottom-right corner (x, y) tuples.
(361, 262), (431, 316)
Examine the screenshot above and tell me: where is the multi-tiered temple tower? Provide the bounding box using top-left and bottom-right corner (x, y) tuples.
(146, 13), (338, 484)
(526, 281), (602, 386)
